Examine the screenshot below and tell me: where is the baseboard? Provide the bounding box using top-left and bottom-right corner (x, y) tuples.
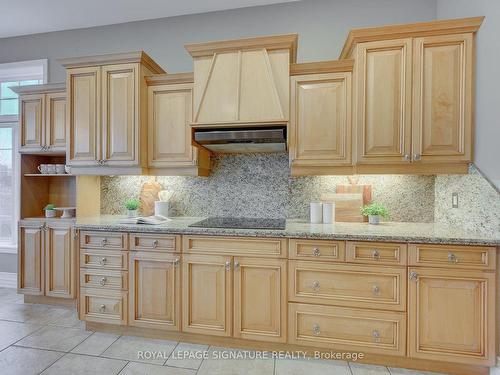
(0, 272), (16, 288)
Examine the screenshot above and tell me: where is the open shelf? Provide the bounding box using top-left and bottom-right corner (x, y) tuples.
(24, 174), (74, 177)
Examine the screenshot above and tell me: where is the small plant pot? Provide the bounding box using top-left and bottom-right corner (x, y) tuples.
(368, 215), (380, 225)
(45, 210), (56, 218)
(127, 209), (138, 218)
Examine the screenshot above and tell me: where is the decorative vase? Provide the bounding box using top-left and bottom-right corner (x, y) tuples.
(368, 215), (380, 225)
(127, 209), (138, 218)
(45, 210), (56, 218)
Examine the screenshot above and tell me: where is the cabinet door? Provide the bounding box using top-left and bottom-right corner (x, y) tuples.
(408, 267), (495, 365)
(20, 94), (44, 151)
(67, 67), (100, 165)
(101, 64), (138, 165)
(148, 83), (197, 167)
(290, 72), (352, 167)
(355, 39), (412, 164)
(18, 222), (44, 295)
(45, 223), (74, 298)
(45, 92), (67, 152)
(234, 257), (287, 342)
(129, 251), (180, 331)
(412, 34), (473, 163)
(182, 254), (232, 337)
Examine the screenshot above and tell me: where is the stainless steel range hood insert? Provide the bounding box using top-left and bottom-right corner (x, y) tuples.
(194, 127), (286, 153)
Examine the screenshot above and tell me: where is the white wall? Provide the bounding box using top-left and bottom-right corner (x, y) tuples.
(437, 0), (500, 189)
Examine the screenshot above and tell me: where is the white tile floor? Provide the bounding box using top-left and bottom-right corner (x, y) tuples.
(0, 287), (446, 375)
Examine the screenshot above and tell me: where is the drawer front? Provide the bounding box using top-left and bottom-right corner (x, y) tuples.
(289, 239), (345, 262)
(346, 242), (407, 266)
(183, 236), (287, 258)
(80, 231), (127, 250)
(409, 244), (496, 270)
(80, 249), (128, 270)
(289, 303), (406, 356)
(80, 288), (128, 325)
(130, 233), (181, 252)
(80, 268), (128, 290)
(289, 261), (406, 311)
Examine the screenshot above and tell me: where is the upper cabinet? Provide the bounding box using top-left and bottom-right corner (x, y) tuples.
(12, 83), (67, 154)
(146, 73), (211, 176)
(289, 61), (354, 176)
(185, 34), (297, 128)
(59, 52), (165, 175)
(340, 16), (483, 174)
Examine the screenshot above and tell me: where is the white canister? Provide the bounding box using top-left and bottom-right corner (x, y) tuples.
(154, 201), (170, 217)
(322, 202), (335, 224)
(310, 202), (323, 224)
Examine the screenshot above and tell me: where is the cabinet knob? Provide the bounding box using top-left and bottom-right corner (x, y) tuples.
(372, 249), (380, 260)
(312, 323), (321, 336)
(372, 284), (380, 295)
(101, 238), (108, 246)
(447, 252), (458, 263)
(99, 304), (106, 313)
(372, 330), (381, 343)
(152, 240), (159, 248)
(312, 247), (321, 257)
(312, 280), (320, 292)
(225, 260), (231, 271)
(413, 153), (421, 161)
(99, 277), (107, 286)
(234, 260), (240, 269)
(409, 271), (419, 281)
(173, 258), (180, 267)
(99, 257), (107, 266)
(403, 154), (410, 161)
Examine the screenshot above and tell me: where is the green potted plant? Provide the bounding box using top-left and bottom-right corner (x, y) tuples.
(124, 198), (140, 218)
(44, 204), (56, 218)
(361, 202), (389, 225)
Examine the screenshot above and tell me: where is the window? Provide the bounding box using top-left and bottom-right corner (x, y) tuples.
(0, 59), (46, 250)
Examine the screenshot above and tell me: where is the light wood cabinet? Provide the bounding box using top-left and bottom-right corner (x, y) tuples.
(18, 221), (44, 295)
(408, 267), (495, 365)
(45, 222), (74, 298)
(234, 257), (287, 342)
(289, 62), (353, 175)
(61, 52), (165, 174)
(146, 74), (211, 176)
(13, 84), (66, 154)
(129, 251), (181, 331)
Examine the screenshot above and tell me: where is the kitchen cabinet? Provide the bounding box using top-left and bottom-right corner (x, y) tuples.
(60, 52), (165, 174)
(129, 251), (181, 331)
(146, 74), (211, 176)
(13, 84), (66, 154)
(289, 61), (353, 175)
(18, 219), (75, 299)
(408, 267), (495, 365)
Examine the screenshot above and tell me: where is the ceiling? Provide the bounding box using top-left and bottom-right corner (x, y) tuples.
(0, 0), (298, 38)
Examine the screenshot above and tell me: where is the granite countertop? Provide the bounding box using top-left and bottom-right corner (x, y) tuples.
(74, 216), (500, 246)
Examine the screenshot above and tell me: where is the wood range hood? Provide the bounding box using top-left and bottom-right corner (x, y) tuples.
(185, 34), (298, 129)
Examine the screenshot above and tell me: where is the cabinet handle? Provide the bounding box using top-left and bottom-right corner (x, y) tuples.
(447, 252), (458, 263)
(372, 284), (380, 295)
(225, 260), (231, 271)
(99, 257), (107, 266)
(73, 231), (79, 240)
(312, 323), (321, 336)
(234, 260), (240, 269)
(312, 247), (321, 257)
(101, 238), (108, 246)
(99, 304), (106, 313)
(46, 145), (51, 151)
(312, 280), (320, 292)
(372, 330), (381, 343)
(173, 258), (180, 267)
(413, 153), (421, 161)
(152, 240), (159, 248)
(372, 249), (380, 260)
(409, 271), (419, 281)
(403, 154), (410, 161)
(99, 277), (107, 286)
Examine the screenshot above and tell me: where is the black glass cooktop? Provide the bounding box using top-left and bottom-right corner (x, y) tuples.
(189, 217), (286, 230)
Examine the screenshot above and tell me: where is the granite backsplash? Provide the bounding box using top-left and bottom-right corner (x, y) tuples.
(100, 153), (436, 223)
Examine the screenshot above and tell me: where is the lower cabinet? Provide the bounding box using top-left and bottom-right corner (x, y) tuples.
(408, 267), (496, 365)
(18, 221), (45, 295)
(129, 251), (181, 331)
(182, 254), (288, 342)
(81, 288), (128, 325)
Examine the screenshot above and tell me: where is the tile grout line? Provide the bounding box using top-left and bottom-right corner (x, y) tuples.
(92, 333), (122, 356)
(162, 340), (181, 366)
(116, 360), (131, 375)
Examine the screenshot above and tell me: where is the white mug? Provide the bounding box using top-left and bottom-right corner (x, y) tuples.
(322, 202), (335, 224)
(64, 165), (71, 174)
(310, 202), (323, 224)
(46, 164), (56, 174)
(37, 164), (48, 174)
(55, 164), (65, 174)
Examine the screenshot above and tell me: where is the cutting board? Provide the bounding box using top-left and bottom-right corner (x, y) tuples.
(139, 181), (163, 216)
(336, 183), (372, 205)
(321, 193), (364, 222)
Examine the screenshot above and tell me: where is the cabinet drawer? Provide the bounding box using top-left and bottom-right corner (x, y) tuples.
(409, 244), (496, 270)
(289, 239), (345, 262)
(289, 303), (406, 357)
(289, 261), (406, 311)
(80, 249), (128, 270)
(80, 231), (127, 250)
(183, 236), (287, 258)
(130, 233), (180, 252)
(80, 268), (128, 290)
(346, 242), (407, 266)
(80, 288), (128, 325)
